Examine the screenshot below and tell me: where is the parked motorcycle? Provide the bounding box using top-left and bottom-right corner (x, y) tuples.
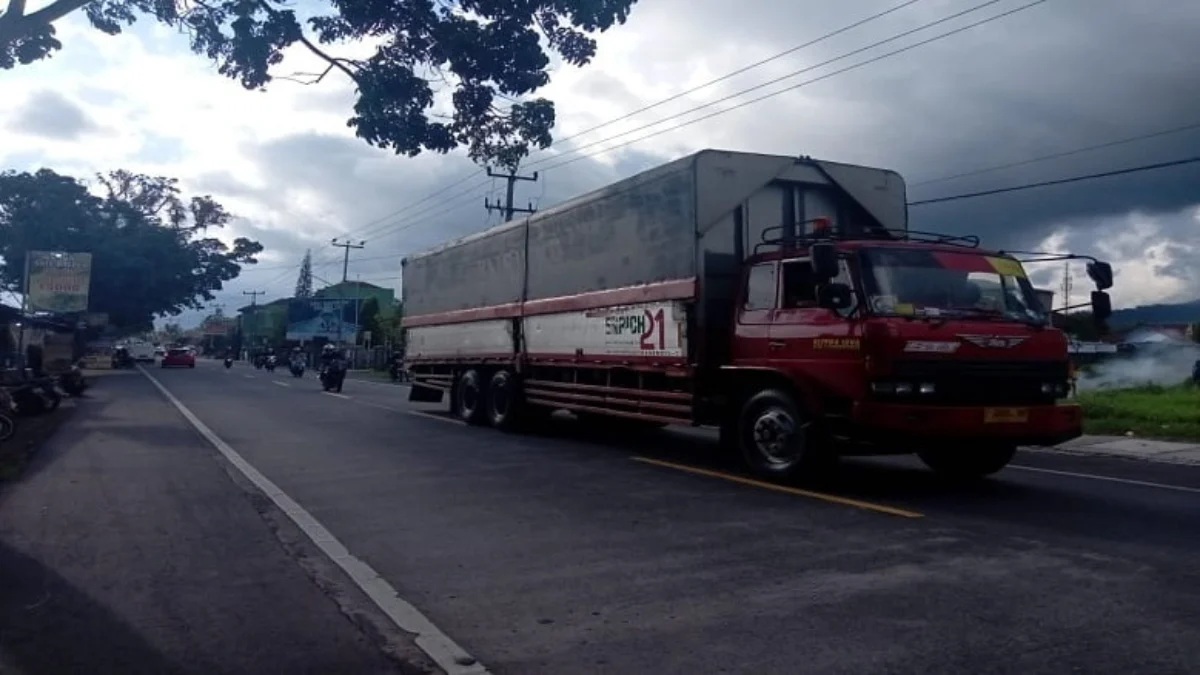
(319, 360), (346, 393)
(59, 362), (88, 397)
(10, 379), (59, 417)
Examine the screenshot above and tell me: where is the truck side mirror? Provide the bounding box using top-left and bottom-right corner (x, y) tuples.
(811, 243), (839, 281)
(818, 282), (853, 311)
(1086, 261), (1113, 290)
(1091, 290), (1112, 322)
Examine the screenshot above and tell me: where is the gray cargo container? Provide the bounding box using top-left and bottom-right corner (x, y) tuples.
(403, 149), (906, 363)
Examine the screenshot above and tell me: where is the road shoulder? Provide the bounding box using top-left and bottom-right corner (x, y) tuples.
(0, 369), (427, 675)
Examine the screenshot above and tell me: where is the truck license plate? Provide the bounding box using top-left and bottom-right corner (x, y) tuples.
(984, 407), (1029, 423)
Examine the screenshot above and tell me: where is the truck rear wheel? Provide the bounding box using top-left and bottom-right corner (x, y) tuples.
(456, 369), (488, 426)
(918, 444), (1016, 479)
(486, 370), (522, 431)
(738, 389), (830, 478)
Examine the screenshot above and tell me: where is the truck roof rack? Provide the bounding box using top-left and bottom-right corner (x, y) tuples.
(754, 222), (980, 255)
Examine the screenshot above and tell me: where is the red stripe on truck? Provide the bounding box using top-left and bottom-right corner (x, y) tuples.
(402, 277), (697, 328)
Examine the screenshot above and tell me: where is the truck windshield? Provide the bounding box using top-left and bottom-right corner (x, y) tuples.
(859, 248), (1047, 323)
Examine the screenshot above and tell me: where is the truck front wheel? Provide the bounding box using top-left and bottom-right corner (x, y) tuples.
(738, 389), (827, 478)
(456, 369), (488, 426)
(918, 444), (1016, 479)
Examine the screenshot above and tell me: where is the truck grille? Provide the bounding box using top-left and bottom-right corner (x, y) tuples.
(883, 359), (1068, 406)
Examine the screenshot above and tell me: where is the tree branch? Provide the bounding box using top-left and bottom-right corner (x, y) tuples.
(296, 33), (357, 82)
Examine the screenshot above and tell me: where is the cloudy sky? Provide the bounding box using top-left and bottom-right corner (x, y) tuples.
(3, 0), (1199, 327)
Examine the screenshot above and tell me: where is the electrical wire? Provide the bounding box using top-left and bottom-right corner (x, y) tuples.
(907, 155), (1200, 206)
(910, 121), (1200, 188)
(527, 0), (1029, 170)
(330, 0), (935, 241)
(548, 0), (929, 149)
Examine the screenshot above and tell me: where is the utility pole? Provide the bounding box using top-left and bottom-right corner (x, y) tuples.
(485, 168), (539, 222)
(331, 238), (365, 283)
(243, 290), (264, 348)
(1060, 262), (1072, 313)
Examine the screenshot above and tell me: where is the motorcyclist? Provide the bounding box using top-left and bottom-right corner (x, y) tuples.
(319, 344), (340, 370)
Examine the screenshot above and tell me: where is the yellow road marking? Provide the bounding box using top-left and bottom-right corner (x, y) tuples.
(631, 456), (924, 519)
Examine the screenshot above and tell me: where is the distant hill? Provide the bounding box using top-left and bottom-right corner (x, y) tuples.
(1111, 300), (1200, 327)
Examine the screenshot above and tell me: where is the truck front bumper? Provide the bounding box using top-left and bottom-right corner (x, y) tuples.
(849, 401), (1082, 448)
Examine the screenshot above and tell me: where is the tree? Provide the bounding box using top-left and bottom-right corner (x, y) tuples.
(0, 0), (639, 170)
(356, 296), (379, 344)
(0, 168), (263, 330)
(294, 249), (313, 299)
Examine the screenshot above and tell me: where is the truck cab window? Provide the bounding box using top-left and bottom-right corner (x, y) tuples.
(780, 260), (817, 308)
(744, 263), (777, 310)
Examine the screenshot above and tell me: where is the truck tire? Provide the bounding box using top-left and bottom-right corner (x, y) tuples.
(456, 369), (488, 426)
(737, 389), (829, 478)
(486, 370), (522, 431)
(918, 444), (1016, 479)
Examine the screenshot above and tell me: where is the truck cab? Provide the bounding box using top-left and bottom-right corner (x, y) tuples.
(727, 227), (1112, 478)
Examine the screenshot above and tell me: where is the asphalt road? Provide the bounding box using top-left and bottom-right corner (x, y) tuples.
(7, 359), (1200, 674)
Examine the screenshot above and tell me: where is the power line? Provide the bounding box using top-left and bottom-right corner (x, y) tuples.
(907, 155), (1200, 206)
(551, 0), (929, 148)
(528, 0), (1028, 170)
(329, 0), (933, 242)
(328, 0), (1044, 249)
(910, 120), (1200, 188)
(330, 237), (366, 282)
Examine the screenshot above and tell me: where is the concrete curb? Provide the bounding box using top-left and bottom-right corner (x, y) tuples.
(1027, 436), (1200, 467)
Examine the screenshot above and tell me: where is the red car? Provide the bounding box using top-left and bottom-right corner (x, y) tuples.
(161, 347), (196, 368)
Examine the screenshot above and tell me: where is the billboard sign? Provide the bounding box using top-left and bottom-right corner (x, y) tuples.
(285, 298), (358, 341)
(202, 317), (234, 336)
(28, 251), (92, 313)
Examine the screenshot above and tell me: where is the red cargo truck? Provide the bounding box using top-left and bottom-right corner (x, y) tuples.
(402, 150), (1112, 479)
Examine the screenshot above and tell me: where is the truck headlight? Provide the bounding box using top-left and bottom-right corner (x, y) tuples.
(894, 383), (913, 395)
(918, 383), (936, 394)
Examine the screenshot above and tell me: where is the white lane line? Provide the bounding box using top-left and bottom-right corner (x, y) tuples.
(1010, 464), (1200, 495)
(347, 378), (411, 389)
(272, 381), (290, 388)
(243, 374), (255, 379)
(138, 367), (489, 675)
(322, 392), (351, 399)
(408, 410), (464, 426)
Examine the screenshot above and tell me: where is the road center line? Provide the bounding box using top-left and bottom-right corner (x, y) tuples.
(322, 392), (351, 399)
(1009, 464), (1200, 495)
(631, 456), (924, 519)
(138, 367), (489, 675)
(243, 374), (255, 379)
(272, 381), (290, 388)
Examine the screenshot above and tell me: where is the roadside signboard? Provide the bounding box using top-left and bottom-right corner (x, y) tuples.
(27, 251), (92, 313)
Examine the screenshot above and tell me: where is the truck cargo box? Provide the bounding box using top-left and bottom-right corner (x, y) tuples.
(403, 149), (907, 366)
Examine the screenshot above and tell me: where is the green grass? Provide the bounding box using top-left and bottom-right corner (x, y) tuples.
(1076, 383), (1200, 442)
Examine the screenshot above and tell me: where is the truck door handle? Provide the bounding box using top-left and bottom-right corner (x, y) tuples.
(768, 341), (786, 350)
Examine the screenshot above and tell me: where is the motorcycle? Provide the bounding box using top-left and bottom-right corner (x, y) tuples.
(11, 378), (60, 417)
(265, 355), (277, 373)
(59, 361), (88, 398)
(289, 359), (305, 378)
(111, 348), (134, 369)
(224, 357), (234, 369)
(319, 359), (346, 393)
(388, 358), (408, 383)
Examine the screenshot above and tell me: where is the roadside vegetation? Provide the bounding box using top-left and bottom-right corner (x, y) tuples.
(1077, 383), (1200, 442)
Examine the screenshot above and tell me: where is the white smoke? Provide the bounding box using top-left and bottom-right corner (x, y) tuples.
(1077, 343), (1200, 391)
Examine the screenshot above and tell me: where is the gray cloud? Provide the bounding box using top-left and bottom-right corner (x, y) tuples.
(9, 90), (100, 141)
(203, 0), (1200, 317)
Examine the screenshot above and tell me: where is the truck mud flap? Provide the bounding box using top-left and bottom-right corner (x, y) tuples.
(409, 383), (446, 403)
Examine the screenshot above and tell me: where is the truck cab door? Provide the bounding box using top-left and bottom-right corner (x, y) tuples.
(733, 261), (778, 365)
(770, 258), (860, 380)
